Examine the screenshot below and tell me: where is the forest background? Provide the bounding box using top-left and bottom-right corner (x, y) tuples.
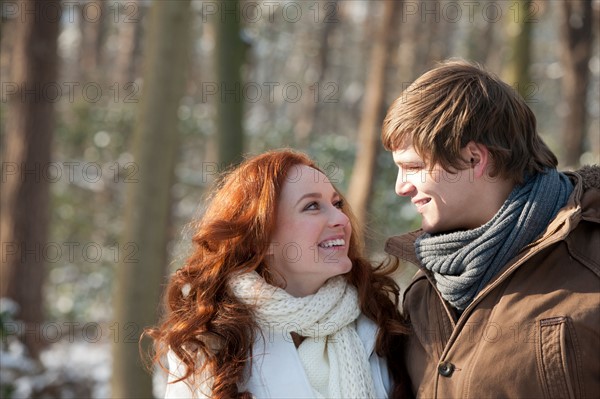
(1, 0), (598, 398)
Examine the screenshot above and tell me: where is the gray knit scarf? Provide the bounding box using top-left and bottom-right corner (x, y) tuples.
(415, 168), (573, 310)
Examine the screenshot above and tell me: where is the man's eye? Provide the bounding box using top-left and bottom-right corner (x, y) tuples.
(403, 165), (423, 172)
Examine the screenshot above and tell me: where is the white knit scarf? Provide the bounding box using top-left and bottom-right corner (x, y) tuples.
(229, 272), (376, 398)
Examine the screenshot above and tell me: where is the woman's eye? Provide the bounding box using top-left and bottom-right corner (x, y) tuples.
(304, 201), (319, 211)
(334, 200), (344, 209)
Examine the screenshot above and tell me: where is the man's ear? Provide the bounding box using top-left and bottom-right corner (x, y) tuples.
(462, 141), (489, 178)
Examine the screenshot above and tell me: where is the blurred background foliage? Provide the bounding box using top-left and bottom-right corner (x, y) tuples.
(1, 0), (598, 397)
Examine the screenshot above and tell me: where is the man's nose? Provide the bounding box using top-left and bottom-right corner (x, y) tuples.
(395, 172), (415, 197)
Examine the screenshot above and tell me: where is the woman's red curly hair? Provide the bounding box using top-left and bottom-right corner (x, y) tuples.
(145, 149), (410, 398)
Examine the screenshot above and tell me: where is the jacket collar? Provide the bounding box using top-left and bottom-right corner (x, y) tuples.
(384, 229), (423, 268)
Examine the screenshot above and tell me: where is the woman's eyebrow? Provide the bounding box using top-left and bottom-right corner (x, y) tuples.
(294, 192), (322, 207)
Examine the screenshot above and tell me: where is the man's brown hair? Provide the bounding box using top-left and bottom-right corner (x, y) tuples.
(382, 59), (557, 183)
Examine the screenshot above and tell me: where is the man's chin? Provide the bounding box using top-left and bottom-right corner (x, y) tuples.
(421, 223), (437, 234)
(421, 222), (445, 235)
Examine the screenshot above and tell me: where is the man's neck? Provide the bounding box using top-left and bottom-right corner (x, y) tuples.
(476, 178), (516, 227)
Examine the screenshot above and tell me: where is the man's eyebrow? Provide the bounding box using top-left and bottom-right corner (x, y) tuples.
(395, 160), (421, 166)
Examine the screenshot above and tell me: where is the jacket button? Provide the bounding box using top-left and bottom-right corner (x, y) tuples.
(438, 361), (455, 377)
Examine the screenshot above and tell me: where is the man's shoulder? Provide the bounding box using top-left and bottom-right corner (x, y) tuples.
(573, 165), (600, 221)
(570, 165), (600, 192)
(565, 165), (600, 209)
(559, 165), (600, 276)
(563, 212), (600, 279)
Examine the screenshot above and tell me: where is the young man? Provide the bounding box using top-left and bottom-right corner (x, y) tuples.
(382, 59), (599, 398)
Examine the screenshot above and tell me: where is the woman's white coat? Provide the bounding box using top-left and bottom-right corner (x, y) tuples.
(164, 314), (391, 398)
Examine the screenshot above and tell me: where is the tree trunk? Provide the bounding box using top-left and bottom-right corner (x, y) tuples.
(79, 0), (105, 81)
(347, 0), (400, 231)
(114, 0), (141, 85)
(559, 0), (593, 167)
(0, 0), (60, 359)
(466, 3), (495, 64)
(216, 0), (245, 167)
(503, 0), (533, 98)
(111, 1), (191, 398)
(293, 0), (339, 148)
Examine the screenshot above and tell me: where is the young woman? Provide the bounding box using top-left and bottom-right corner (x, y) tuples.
(146, 149), (410, 398)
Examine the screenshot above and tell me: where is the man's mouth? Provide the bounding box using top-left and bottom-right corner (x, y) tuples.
(413, 198), (431, 210)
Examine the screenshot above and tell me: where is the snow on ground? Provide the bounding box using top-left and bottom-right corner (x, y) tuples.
(1, 299), (167, 398)
(2, 338), (167, 398)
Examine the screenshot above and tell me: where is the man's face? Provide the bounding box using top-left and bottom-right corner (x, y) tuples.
(392, 145), (482, 234)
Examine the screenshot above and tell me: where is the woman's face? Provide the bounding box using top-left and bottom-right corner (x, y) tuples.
(267, 164), (352, 297)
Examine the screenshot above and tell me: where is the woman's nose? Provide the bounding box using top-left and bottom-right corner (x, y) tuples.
(330, 207), (350, 227)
